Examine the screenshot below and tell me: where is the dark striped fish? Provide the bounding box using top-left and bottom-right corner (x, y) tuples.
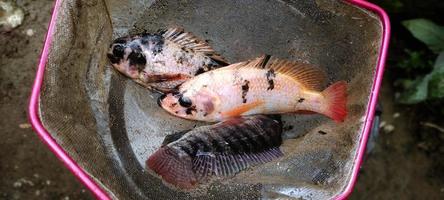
(146, 115), (283, 189)
(107, 27), (229, 92)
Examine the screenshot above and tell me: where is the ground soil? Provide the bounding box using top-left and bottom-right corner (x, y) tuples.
(0, 1), (91, 199)
(350, 78), (444, 200)
(0, 1), (443, 200)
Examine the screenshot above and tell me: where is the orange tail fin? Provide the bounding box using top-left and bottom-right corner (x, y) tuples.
(321, 81), (347, 122)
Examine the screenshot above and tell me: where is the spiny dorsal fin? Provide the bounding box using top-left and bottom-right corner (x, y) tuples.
(230, 55), (327, 91)
(162, 27), (229, 65)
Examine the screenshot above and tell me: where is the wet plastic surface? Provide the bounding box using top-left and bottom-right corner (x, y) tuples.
(38, 0), (382, 199)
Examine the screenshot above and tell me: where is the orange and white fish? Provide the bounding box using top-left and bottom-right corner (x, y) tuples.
(159, 55), (347, 122)
(107, 27), (228, 92)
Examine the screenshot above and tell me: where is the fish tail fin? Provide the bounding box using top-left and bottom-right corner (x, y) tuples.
(146, 147), (197, 189)
(321, 81), (347, 122)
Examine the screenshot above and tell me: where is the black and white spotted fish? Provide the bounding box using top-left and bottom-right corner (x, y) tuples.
(107, 27), (229, 92)
(159, 55), (347, 122)
(146, 115), (283, 189)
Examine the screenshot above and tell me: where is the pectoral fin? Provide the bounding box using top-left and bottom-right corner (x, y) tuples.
(221, 101), (263, 118)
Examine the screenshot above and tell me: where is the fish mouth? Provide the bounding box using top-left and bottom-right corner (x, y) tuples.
(157, 93), (188, 118)
(157, 94), (167, 107)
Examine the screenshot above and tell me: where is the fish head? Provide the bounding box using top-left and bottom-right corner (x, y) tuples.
(107, 36), (147, 80)
(159, 89), (219, 121)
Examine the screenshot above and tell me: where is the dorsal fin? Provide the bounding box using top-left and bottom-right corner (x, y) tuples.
(161, 129), (191, 147)
(162, 27), (229, 65)
(229, 55), (327, 91)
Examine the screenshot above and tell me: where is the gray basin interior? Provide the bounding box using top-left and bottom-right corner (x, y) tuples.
(39, 0), (382, 199)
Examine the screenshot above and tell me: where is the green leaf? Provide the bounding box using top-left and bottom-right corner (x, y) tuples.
(428, 71), (444, 98)
(397, 49), (430, 70)
(428, 52), (444, 99)
(434, 51), (444, 70)
(402, 19), (444, 53)
(399, 77), (430, 104)
(399, 52), (444, 104)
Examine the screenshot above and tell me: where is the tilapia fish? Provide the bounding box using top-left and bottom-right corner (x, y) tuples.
(146, 115), (283, 189)
(107, 27), (229, 92)
(159, 55), (347, 122)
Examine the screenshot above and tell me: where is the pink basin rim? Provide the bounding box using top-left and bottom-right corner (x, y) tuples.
(27, 0), (110, 199)
(334, 0), (390, 199)
(27, 0), (390, 199)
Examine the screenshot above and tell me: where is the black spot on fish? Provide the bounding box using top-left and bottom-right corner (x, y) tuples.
(298, 98), (305, 103)
(195, 67), (206, 75)
(157, 94), (166, 107)
(185, 108), (193, 115)
(140, 34), (164, 55)
(112, 44), (125, 58)
(140, 35), (151, 44)
(151, 35), (164, 55)
(128, 51), (146, 71)
(185, 106), (197, 115)
(267, 80), (275, 88)
(241, 80), (250, 103)
(266, 69), (276, 90)
(107, 53), (121, 64)
(108, 44), (126, 64)
(318, 130), (327, 135)
(178, 57), (184, 64)
(260, 54), (272, 68)
(129, 42), (142, 51)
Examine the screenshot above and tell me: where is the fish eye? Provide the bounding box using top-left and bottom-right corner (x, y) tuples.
(112, 44), (125, 58)
(178, 96), (192, 107)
